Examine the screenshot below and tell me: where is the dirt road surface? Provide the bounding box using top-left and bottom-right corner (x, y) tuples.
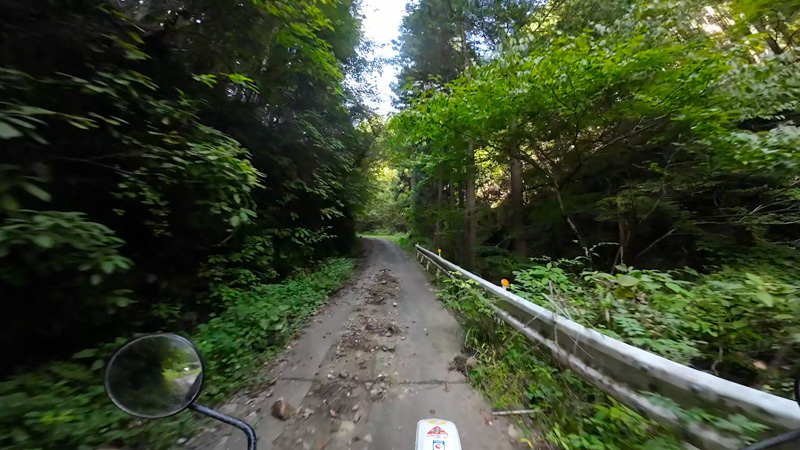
(188, 238), (521, 450)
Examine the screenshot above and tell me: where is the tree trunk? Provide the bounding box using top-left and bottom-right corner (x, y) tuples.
(754, 20), (783, 54)
(465, 141), (477, 270)
(611, 217), (629, 271)
(776, 22), (796, 49)
(510, 157), (526, 257)
(435, 176), (443, 250)
(553, 182), (591, 265)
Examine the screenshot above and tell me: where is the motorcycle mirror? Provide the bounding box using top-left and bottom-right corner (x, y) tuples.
(105, 333), (204, 419)
(796, 376), (800, 409)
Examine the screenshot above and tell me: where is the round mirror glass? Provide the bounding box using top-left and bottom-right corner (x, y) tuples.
(105, 333), (204, 418)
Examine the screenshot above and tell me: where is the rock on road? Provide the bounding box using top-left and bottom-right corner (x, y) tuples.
(188, 238), (522, 450)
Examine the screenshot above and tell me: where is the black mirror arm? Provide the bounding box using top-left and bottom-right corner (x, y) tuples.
(190, 403), (256, 450)
(741, 429), (800, 450)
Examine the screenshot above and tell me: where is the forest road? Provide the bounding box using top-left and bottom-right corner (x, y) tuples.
(188, 238), (523, 450)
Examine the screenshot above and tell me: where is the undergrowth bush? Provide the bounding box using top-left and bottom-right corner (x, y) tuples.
(437, 274), (772, 448)
(0, 258), (353, 449)
(509, 252), (800, 397)
(437, 277), (682, 449)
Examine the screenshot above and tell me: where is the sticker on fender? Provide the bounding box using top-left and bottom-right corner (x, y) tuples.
(427, 426), (448, 437)
(433, 440), (445, 450)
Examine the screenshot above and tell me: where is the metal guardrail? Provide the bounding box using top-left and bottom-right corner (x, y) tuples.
(415, 244), (800, 449)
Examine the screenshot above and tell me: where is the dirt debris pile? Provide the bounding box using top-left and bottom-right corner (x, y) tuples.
(338, 317), (369, 352)
(337, 313), (403, 356)
(365, 268), (399, 304)
(364, 316), (401, 336)
(449, 353), (478, 376)
(311, 378), (362, 420)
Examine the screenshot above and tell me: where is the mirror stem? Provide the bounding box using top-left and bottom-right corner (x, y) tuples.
(190, 403), (256, 450)
(741, 429), (800, 450)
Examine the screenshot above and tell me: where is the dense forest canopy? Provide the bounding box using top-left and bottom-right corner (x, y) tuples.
(388, 0), (800, 265)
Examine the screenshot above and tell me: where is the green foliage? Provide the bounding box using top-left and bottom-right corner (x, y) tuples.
(386, 0), (800, 271)
(0, 258), (353, 449)
(0, 211), (131, 278)
(1, 0), (371, 371)
(0, 2), (370, 449)
(437, 273), (777, 446)
(357, 165), (411, 233)
(645, 394), (769, 439)
(196, 258), (354, 400)
(509, 254), (800, 396)
(202, 234), (279, 291)
(437, 276), (684, 449)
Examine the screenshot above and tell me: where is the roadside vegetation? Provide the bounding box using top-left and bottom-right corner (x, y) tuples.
(439, 277), (685, 449)
(438, 275), (771, 448)
(510, 252), (800, 396)
(1, 0), (369, 448)
(0, 258), (354, 449)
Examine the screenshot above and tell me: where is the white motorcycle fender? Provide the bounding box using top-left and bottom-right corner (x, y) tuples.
(415, 418), (462, 450)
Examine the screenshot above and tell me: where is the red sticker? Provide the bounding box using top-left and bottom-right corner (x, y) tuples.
(427, 426), (448, 436)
